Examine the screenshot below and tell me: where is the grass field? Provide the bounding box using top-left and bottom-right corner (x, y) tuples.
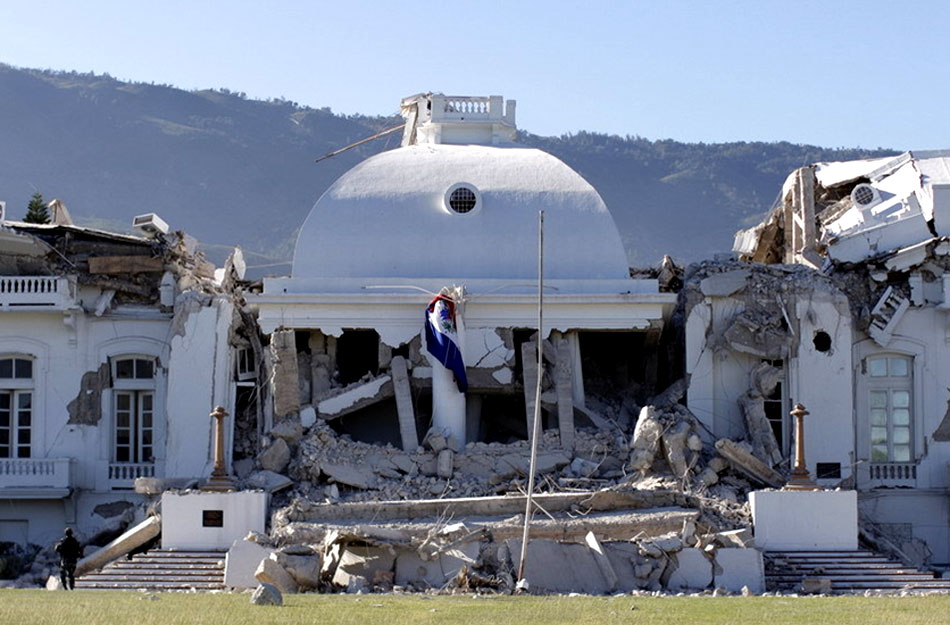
(1, 590), (949, 625)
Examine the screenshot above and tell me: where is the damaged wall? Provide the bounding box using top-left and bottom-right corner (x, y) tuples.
(684, 262), (853, 484)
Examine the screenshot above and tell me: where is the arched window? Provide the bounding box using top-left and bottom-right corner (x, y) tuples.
(0, 356), (34, 458)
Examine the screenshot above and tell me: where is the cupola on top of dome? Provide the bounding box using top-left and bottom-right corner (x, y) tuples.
(400, 93), (517, 147)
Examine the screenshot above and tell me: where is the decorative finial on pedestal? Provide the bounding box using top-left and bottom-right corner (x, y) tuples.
(785, 403), (819, 491)
(203, 405), (236, 492)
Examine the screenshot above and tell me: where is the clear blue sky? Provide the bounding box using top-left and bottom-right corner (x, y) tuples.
(1, 0), (947, 149)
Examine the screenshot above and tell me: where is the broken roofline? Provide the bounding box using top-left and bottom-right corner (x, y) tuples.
(4, 219), (158, 246)
(249, 290), (676, 338)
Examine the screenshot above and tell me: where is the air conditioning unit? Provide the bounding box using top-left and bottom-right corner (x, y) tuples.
(851, 183), (881, 209)
(132, 213), (170, 238)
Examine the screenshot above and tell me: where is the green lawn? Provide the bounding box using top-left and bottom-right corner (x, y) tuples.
(1, 590), (948, 625)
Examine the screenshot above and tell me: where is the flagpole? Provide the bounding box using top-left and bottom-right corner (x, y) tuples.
(518, 210), (544, 585)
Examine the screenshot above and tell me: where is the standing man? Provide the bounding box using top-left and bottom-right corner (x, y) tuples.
(54, 528), (83, 590)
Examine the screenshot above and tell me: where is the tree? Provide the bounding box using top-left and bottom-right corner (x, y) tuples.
(23, 192), (50, 224)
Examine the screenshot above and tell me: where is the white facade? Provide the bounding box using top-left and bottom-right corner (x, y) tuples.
(0, 226), (237, 548)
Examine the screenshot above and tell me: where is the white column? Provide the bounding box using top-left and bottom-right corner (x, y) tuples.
(428, 298), (467, 450)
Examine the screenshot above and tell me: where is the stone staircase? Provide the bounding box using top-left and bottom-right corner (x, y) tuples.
(765, 550), (950, 593)
(75, 549), (226, 591)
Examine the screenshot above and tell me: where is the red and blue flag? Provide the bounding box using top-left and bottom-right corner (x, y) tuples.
(424, 294), (468, 393)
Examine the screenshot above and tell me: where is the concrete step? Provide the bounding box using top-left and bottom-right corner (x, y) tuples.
(76, 549), (226, 592)
(763, 549), (948, 594)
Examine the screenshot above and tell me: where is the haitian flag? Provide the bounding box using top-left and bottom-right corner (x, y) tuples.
(424, 294), (468, 393)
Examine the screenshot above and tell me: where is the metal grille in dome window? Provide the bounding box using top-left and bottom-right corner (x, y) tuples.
(449, 187), (478, 213)
(853, 185), (875, 206)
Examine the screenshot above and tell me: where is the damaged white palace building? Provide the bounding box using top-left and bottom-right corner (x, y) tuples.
(4, 95), (950, 593)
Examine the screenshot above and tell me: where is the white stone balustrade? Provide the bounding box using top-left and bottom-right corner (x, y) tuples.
(109, 462), (156, 489)
(0, 457), (72, 489)
(0, 276), (74, 309)
(430, 95), (513, 124)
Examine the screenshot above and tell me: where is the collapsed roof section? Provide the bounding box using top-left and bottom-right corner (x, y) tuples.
(735, 150), (950, 267)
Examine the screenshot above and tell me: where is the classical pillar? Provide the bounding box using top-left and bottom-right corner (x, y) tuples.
(203, 405), (236, 492)
(430, 295), (466, 450)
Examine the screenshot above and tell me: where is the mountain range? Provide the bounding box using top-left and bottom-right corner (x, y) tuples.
(0, 64), (897, 272)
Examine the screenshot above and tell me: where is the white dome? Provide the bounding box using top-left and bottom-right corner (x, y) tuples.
(292, 144), (631, 281)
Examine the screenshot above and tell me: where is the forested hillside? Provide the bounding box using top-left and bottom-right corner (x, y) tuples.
(0, 64), (896, 270)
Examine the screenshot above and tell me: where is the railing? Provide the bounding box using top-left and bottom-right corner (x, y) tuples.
(0, 277), (74, 309)
(108, 462), (155, 489)
(867, 462), (917, 487)
(431, 95), (504, 122)
(0, 458), (72, 489)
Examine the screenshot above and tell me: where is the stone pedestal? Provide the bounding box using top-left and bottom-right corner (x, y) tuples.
(161, 491), (268, 550)
(749, 489), (857, 551)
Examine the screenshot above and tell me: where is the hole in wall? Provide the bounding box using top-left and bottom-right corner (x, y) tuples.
(813, 331), (832, 353)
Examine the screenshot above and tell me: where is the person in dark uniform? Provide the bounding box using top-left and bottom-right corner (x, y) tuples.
(54, 528), (83, 590)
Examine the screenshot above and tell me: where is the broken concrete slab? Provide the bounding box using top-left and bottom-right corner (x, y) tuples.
(507, 538), (612, 595)
(258, 438), (291, 473)
(715, 439), (784, 487)
(317, 375), (393, 420)
(394, 542), (479, 588)
(255, 554), (298, 594)
(715, 528), (755, 548)
(584, 532), (618, 592)
(320, 462), (378, 489)
(700, 269), (750, 297)
(667, 547), (712, 591)
(713, 548), (764, 593)
(276, 553), (321, 590)
(331, 545), (396, 591)
(225, 538), (273, 589)
(246, 470), (294, 493)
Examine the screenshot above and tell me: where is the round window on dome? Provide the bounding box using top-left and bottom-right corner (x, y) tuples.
(444, 184), (481, 215)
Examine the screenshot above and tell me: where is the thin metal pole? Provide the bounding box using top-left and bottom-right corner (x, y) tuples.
(313, 123), (406, 163)
(518, 210), (544, 583)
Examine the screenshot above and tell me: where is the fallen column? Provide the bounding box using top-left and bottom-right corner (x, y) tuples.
(555, 339), (575, 451)
(715, 438), (784, 487)
(390, 356), (418, 451)
(76, 515), (162, 577)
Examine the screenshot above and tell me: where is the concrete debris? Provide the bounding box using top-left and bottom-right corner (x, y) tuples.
(246, 470), (294, 493)
(331, 545), (396, 592)
(258, 437), (291, 473)
(714, 548), (764, 593)
(250, 583), (283, 606)
(269, 330), (301, 419)
(667, 547), (712, 591)
(629, 406), (663, 472)
(255, 553), (299, 594)
(317, 375), (393, 420)
(739, 392), (782, 466)
(714, 439), (784, 488)
(270, 419), (304, 446)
